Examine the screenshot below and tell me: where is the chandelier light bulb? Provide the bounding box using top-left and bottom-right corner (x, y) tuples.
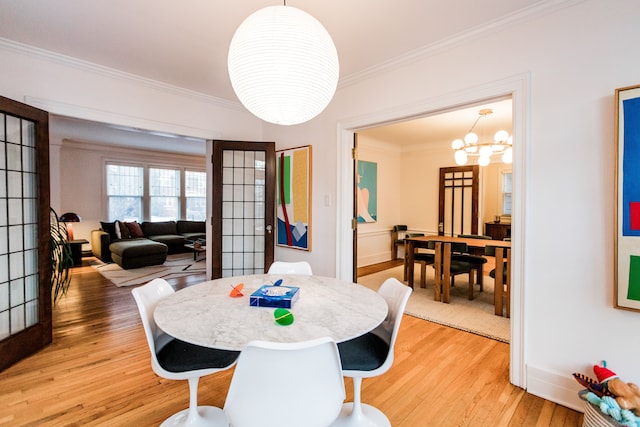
(502, 147), (513, 164)
(451, 139), (464, 150)
(464, 132), (478, 144)
(479, 145), (493, 157)
(454, 150), (468, 165)
(494, 130), (509, 142)
(228, 5), (339, 125)
(478, 155), (491, 166)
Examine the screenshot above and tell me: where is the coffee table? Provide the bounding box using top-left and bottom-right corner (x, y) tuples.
(184, 242), (206, 261)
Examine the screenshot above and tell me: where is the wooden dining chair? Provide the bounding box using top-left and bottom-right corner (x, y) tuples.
(429, 241), (476, 303)
(485, 245), (511, 317)
(390, 225), (408, 259)
(402, 233), (432, 287)
(457, 234), (491, 255)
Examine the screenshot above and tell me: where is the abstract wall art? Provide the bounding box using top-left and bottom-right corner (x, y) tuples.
(276, 145), (312, 251)
(357, 160), (377, 223)
(615, 84), (640, 311)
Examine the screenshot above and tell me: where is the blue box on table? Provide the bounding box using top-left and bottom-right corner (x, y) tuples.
(249, 285), (300, 308)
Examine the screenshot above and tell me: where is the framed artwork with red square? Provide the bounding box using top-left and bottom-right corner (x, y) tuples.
(615, 84), (640, 311)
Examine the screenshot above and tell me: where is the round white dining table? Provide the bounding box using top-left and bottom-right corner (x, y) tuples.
(153, 274), (389, 351)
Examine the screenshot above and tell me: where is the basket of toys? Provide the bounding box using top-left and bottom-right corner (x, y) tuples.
(573, 362), (640, 427)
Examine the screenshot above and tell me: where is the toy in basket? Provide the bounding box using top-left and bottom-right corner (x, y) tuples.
(573, 362), (640, 427)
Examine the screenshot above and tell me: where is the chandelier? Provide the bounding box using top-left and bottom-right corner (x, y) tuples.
(451, 109), (512, 166)
(227, 4), (339, 126)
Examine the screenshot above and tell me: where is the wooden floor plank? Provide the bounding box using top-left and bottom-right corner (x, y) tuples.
(0, 259), (583, 426)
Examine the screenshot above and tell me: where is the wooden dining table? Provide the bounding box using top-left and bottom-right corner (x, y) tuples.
(153, 274), (389, 350)
(404, 235), (511, 312)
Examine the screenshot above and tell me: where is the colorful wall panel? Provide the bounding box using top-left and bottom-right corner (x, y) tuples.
(276, 146), (312, 251)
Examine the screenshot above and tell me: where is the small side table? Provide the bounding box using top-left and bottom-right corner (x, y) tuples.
(68, 239), (89, 266)
(184, 242), (206, 262)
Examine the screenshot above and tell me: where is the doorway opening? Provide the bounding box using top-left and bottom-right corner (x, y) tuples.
(336, 76), (528, 388)
(352, 98), (512, 340)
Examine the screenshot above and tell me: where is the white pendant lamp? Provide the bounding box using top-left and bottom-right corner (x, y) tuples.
(228, 5), (339, 125)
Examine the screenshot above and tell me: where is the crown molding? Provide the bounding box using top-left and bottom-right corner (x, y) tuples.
(338, 0), (586, 89)
(0, 37), (244, 111)
(26, 96), (219, 141)
(61, 138), (205, 162)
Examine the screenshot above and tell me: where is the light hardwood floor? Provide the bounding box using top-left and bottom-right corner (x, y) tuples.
(0, 259), (583, 426)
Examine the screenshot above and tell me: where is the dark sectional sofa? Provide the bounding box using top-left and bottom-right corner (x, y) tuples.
(91, 220), (206, 269)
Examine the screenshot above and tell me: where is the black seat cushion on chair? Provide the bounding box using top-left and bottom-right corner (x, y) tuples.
(489, 265), (508, 281)
(414, 253), (435, 263)
(337, 332), (389, 371)
(448, 260), (475, 274)
(157, 338), (240, 373)
(453, 254), (487, 266)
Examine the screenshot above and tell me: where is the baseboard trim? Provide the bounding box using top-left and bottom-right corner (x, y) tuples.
(526, 364), (584, 413)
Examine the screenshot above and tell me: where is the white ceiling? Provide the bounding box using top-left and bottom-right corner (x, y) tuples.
(0, 0), (524, 147)
(358, 98), (512, 148)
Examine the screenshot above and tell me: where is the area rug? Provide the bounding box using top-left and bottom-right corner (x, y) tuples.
(357, 265), (510, 343)
(90, 253), (206, 287)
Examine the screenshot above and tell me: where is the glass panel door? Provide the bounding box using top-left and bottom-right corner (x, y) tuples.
(439, 166), (479, 236)
(210, 141), (275, 278)
(0, 96), (50, 372)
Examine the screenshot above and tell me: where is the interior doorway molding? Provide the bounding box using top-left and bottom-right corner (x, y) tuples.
(335, 72), (530, 389)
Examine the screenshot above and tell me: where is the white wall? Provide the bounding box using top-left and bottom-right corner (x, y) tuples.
(2, 0), (639, 413)
(263, 0), (640, 411)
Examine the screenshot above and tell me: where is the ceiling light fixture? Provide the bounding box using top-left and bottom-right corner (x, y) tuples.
(227, 2), (339, 125)
(451, 109), (513, 166)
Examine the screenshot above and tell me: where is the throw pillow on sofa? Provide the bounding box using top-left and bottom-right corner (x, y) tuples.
(116, 220), (131, 239)
(125, 221), (145, 238)
(100, 221), (118, 241)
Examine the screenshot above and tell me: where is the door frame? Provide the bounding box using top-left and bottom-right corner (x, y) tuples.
(336, 73), (529, 388)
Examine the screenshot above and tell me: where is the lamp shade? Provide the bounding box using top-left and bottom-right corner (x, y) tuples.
(228, 5), (339, 125)
(59, 212), (81, 222)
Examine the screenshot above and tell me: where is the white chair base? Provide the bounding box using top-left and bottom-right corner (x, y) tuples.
(330, 402), (391, 427)
(160, 405), (228, 427)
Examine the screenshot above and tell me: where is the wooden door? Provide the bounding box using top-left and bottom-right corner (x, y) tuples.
(0, 96), (51, 372)
(438, 166), (479, 236)
(210, 140), (276, 278)
(352, 134), (358, 283)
